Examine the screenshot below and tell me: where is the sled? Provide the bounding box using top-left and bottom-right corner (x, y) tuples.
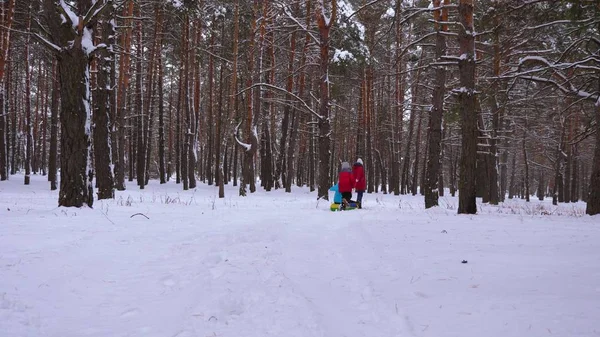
(330, 202), (358, 211)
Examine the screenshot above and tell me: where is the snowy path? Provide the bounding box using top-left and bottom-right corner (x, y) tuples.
(1, 175), (599, 337)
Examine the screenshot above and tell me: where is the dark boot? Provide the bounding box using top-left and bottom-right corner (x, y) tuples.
(341, 198), (348, 211)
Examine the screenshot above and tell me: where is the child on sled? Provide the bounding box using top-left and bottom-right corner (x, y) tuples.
(331, 161), (356, 210)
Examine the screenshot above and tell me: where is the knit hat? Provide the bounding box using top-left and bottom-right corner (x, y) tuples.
(357, 158), (363, 165)
(341, 162), (351, 171)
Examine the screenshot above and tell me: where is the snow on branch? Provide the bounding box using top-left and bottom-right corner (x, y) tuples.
(525, 18), (594, 31)
(32, 33), (62, 53)
(517, 55), (600, 103)
(280, 4), (319, 45)
(234, 121), (252, 152)
(59, 0), (79, 29)
(83, 0), (113, 27)
(399, 4), (458, 26)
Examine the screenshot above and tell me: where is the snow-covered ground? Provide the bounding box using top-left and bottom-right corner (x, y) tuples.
(1, 174), (599, 337)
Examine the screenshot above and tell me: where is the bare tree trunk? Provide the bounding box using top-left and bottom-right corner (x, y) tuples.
(537, 169), (544, 201)
(218, 0), (239, 197)
(239, 1), (261, 196)
(457, 0), (477, 214)
(43, 0), (97, 207)
(0, 0), (14, 181)
(93, 9), (115, 199)
(424, 0), (448, 207)
(207, 19), (215, 187)
(40, 66), (48, 177)
(571, 144), (578, 202)
(9, 61), (16, 176)
(522, 137), (530, 202)
(275, 5), (298, 189)
(285, 0), (311, 193)
(586, 78), (600, 215)
(401, 106), (416, 194)
(143, 5), (163, 187)
(49, 61), (58, 190)
(135, 15), (145, 189)
(158, 57), (166, 183)
(508, 151), (516, 199)
(24, 9), (32, 185)
(188, 16), (199, 190)
(180, 15), (190, 191)
(115, 0), (134, 191)
(412, 108), (422, 196)
(314, 2), (336, 199)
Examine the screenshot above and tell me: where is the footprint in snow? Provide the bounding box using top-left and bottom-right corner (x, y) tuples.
(413, 291), (429, 298)
(120, 308), (141, 318)
(161, 275), (177, 287)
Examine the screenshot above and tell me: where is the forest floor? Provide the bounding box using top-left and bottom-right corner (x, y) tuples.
(1, 174), (599, 337)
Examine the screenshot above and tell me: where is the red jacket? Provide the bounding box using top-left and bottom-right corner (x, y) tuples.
(353, 163), (366, 191)
(338, 170), (355, 193)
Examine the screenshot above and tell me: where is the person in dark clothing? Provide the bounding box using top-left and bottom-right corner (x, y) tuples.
(353, 158), (366, 209)
(338, 161), (355, 209)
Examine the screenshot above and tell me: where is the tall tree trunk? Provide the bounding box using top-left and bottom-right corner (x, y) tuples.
(315, 0), (336, 200)
(207, 19), (215, 187)
(219, 0), (239, 197)
(216, 22), (225, 189)
(114, 0), (134, 191)
(392, 0), (404, 196)
(180, 15), (190, 191)
(564, 116), (572, 203)
(0, 0), (14, 181)
(49, 61), (58, 190)
(275, 5), (298, 189)
(43, 0), (97, 207)
(424, 0), (448, 208)
(401, 56), (424, 194)
(571, 144), (578, 202)
(508, 152), (516, 199)
(0, 80), (6, 181)
(239, 1), (261, 196)
(412, 108), (423, 196)
(143, 5), (163, 187)
(457, 0), (477, 214)
(158, 57), (166, 184)
(522, 137), (530, 202)
(24, 9), (32, 185)
(188, 16), (199, 190)
(9, 60), (16, 176)
(586, 78), (600, 215)
(285, 0), (311, 193)
(93, 10), (115, 200)
(135, 15), (145, 189)
(41, 66), (48, 176)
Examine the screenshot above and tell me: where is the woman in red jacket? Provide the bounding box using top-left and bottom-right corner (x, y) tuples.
(353, 158), (365, 208)
(338, 161), (355, 209)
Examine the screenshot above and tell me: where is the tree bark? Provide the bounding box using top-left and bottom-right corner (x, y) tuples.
(135, 15), (145, 189)
(315, 0), (336, 200)
(24, 9), (32, 185)
(158, 57), (166, 184)
(93, 10), (115, 200)
(42, 0), (97, 207)
(424, 0), (448, 208)
(457, 0), (477, 214)
(114, 0), (134, 191)
(522, 136), (530, 202)
(49, 60), (58, 190)
(586, 88), (600, 215)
